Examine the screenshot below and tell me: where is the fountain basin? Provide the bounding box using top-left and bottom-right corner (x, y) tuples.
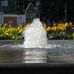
(0, 40), (74, 64)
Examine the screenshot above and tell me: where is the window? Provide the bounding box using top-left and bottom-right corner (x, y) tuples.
(1, 0), (8, 7)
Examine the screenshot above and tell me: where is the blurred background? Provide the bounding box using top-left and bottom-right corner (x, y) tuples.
(0, 0), (74, 22)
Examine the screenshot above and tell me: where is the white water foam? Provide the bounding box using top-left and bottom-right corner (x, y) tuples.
(22, 18), (48, 48)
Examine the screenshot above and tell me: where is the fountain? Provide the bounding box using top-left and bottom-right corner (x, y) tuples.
(21, 18), (48, 63)
(20, 18), (61, 63)
(0, 18), (74, 64)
